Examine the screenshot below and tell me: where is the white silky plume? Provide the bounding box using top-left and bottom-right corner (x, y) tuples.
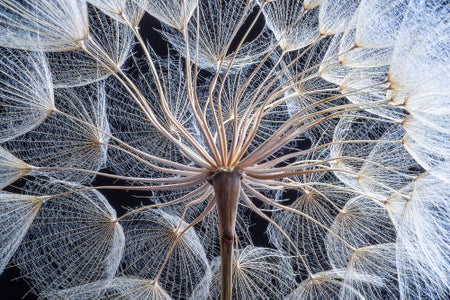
(0, 147), (31, 190)
(194, 246), (296, 299)
(318, 0), (359, 35)
(162, 0), (272, 70)
(0, 0), (89, 51)
(5, 83), (110, 183)
(267, 170), (350, 274)
(43, 277), (172, 300)
(13, 179), (124, 294)
(0, 192), (42, 273)
(47, 5), (135, 88)
(87, 0), (146, 26)
(325, 195), (396, 269)
(0, 49), (54, 142)
(396, 171), (450, 299)
(132, 0), (197, 30)
(120, 208), (210, 299)
(340, 243), (399, 299)
(263, 0), (320, 51)
(286, 269), (367, 299)
(355, 0), (409, 48)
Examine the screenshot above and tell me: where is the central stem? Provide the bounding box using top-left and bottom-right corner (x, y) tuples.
(209, 169), (241, 300)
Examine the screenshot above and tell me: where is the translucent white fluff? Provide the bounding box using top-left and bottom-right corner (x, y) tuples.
(0, 0), (89, 51)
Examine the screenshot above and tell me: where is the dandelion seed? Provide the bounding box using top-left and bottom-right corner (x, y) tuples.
(0, 0), (89, 51)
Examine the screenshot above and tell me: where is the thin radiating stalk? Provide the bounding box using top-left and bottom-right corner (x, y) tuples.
(118, 184), (213, 221)
(242, 180), (356, 251)
(80, 35), (216, 168)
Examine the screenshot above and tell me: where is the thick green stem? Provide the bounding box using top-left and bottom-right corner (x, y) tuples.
(209, 169), (241, 300)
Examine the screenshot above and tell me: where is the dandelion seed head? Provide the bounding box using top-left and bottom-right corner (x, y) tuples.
(0, 0), (449, 299)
